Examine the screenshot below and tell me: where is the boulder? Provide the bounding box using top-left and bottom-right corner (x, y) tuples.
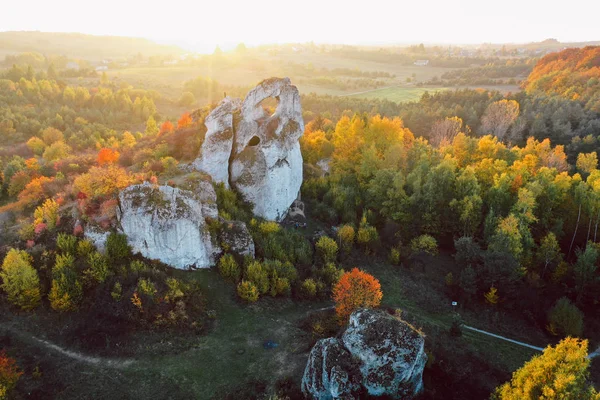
(342, 309), (427, 398)
(118, 181), (220, 269)
(219, 219), (255, 258)
(193, 77), (304, 221)
(301, 338), (362, 400)
(302, 309), (426, 400)
(193, 97), (242, 188)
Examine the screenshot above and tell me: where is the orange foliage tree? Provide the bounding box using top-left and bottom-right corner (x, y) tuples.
(159, 120), (174, 135)
(177, 112), (192, 129)
(0, 350), (23, 396)
(333, 267), (382, 322)
(97, 148), (120, 166)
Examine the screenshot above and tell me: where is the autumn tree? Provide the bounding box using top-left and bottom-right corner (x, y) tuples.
(333, 268), (382, 322)
(97, 148), (120, 166)
(493, 338), (599, 399)
(315, 236), (339, 264)
(0, 350), (23, 399)
(0, 249), (41, 310)
(42, 141), (71, 161)
(159, 120), (174, 135)
(480, 100), (520, 142)
(429, 116), (463, 147)
(41, 126), (64, 145)
(536, 232), (562, 278)
(177, 112), (192, 129)
(577, 152), (598, 176)
(337, 224), (355, 253)
(33, 198), (60, 231)
(145, 115), (159, 136)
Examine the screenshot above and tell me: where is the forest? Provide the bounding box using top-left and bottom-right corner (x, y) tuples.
(0, 32), (600, 399)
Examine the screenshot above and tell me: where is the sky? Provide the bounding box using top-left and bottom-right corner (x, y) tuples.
(3, 0), (600, 53)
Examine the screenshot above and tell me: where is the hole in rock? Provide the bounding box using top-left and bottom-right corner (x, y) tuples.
(248, 136), (261, 146)
(258, 96), (280, 117)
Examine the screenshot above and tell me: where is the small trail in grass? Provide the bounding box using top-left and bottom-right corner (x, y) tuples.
(1, 324), (135, 369)
(463, 325), (545, 352)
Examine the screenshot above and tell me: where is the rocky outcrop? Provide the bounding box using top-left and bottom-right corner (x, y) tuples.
(83, 224), (110, 253)
(193, 97), (242, 188)
(301, 338), (362, 400)
(219, 219), (255, 258)
(302, 309), (427, 400)
(194, 77), (304, 221)
(117, 182), (220, 269)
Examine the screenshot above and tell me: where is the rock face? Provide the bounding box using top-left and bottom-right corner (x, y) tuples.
(193, 97), (242, 188)
(302, 309), (427, 400)
(301, 338), (362, 400)
(195, 77), (304, 221)
(219, 219), (255, 258)
(118, 182), (220, 269)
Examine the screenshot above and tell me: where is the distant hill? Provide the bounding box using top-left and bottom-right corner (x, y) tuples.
(0, 31), (186, 61)
(523, 46), (600, 112)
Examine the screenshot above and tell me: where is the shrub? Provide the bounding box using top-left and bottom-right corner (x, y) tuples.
(106, 233), (131, 263)
(49, 272), (83, 312)
(0, 350), (23, 399)
(337, 225), (355, 253)
(301, 278), (317, 299)
(77, 239), (95, 257)
(410, 234), (438, 256)
(246, 261), (269, 294)
(547, 297), (584, 337)
(137, 278), (157, 298)
(0, 249), (41, 310)
(84, 251), (111, 284)
(111, 282), (122, 301)
(130, 260), (149, 273)
(237, 280), (259, 303)
(389, 247), (401, 265)
(56, 233), (78, 255)
(320, 263), (343, 286)
(316, 236), (339, 264)
(333, 268), (382, 322)
(270, 277), (291, 297)
(356, 217), (379, 254)
(165, 278), (185, 303)
(218, 254), (240, 282)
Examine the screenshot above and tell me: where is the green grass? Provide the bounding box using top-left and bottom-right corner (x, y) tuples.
(349, 85), (449, 102)
(125, 268), (328, 398)
(6, 250), (544, 398)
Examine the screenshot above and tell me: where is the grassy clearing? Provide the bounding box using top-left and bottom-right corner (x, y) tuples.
(349, 85), (449, 102)
(5, 245), (552, 398)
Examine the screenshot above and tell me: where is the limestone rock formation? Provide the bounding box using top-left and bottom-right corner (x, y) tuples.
(219, 219), (255, 258)
(193, 97), (242, 188)
(301, 338), (362, 400)
(83, 224), (110, 253)
(194, 77), (304, 221)
(118, 181), (220, 269)
(302, 309), (427, 400)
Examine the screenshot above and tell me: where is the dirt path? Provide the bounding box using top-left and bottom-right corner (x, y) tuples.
(1, 324), (135, 369)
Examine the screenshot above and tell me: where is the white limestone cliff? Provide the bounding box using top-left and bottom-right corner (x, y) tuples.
(118, 181), (220, 269)
(194, 77), (304, 221)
